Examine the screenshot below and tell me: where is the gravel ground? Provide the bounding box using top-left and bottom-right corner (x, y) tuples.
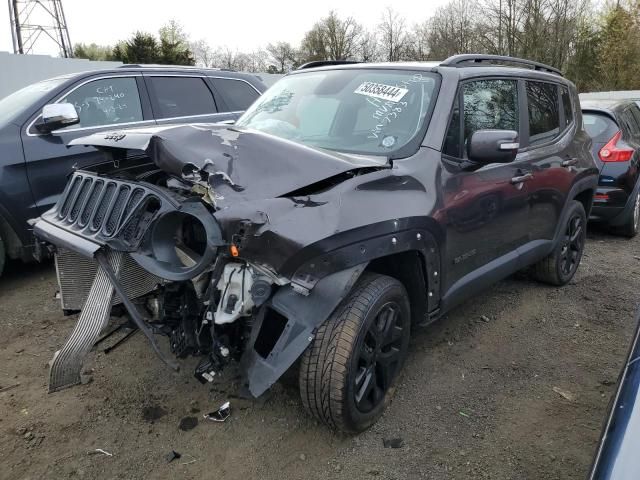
(0, 228), (638, 480)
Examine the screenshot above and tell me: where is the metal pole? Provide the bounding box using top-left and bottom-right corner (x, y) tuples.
(10, 0), (24, 54)
(57, 0), (72, 57)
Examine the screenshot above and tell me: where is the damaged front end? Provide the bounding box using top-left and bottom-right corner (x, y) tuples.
(35, 124), (378, 396)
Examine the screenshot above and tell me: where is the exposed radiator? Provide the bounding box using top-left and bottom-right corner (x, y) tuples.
(55, 248), (162, 311)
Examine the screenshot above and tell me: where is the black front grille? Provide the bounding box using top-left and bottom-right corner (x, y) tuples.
(48, 172), (164, 245)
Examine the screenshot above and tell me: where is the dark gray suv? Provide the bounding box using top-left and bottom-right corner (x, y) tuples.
(0, 66), (266, 276)
(34, 55), (598, 432)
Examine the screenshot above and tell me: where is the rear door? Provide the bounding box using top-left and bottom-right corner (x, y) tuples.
(22, 75), (155, 214)
(517, 80), (580, 244)
(143, 75), (239, 125)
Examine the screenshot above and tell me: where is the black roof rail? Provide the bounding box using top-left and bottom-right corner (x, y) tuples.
(440, 54), (562, 76)
(297, 60), (360, 70)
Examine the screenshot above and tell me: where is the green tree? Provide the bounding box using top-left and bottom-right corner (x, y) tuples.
(110, 32), (160, 64)
(73, 42), (113, 61)
(565, 21), (600, 92)
(595, 2), (640, 90)
(158, 20), (195, 65)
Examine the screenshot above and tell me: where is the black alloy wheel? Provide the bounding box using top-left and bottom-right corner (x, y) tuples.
(354, 302), (405, 413)
(532, 200), (586, 286)
(559, 213), (584, 278)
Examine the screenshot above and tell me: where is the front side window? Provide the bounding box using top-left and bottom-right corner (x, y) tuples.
(148, 77), (217, 119)
(526, 81), (560, 146)
(210, 78), (259, 112)
(463, 79), (519, 145)
(59, 77), (143, 129)
(443, 79), (518, 158)
(235, 69), (438, 156)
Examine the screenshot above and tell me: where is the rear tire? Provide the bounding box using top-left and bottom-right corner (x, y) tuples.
(299, 273), (411, 433)
(532, 200), (586, 286)
(612, 191), (639, 238)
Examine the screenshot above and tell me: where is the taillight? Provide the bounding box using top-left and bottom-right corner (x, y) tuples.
(599, 131), (634, 162)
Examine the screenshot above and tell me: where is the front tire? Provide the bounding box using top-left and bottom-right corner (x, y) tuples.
(299, 273), (411, 433)
(532, 200), (586, 286)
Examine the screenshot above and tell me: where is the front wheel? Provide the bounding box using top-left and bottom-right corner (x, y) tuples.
(299, 273), (411, 433)
(532, 200), (586, 286)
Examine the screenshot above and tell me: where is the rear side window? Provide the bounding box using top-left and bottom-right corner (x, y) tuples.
(583, 113), (618, 142)
(59, 77), (143, 129)
(526, 81), (560, 146)
(443, 79), (518, 158)
(561, 86), (573, 127)
(210, 78), (259, 112)
(148, 77), (217, 119)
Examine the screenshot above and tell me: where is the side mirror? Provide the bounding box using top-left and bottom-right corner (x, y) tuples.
(467, 129), (519, 164)
(35, 103), (79, 133)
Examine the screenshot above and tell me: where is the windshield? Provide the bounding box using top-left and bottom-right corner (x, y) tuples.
(235, 69), (438, 156)
(0, 77), (67, 127)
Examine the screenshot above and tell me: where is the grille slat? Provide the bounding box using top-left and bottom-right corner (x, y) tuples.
(78, 180), (104, 227)
(68, 178), (92, 224)
(103, 186), (130, 237)
(91, 182), (117, 232)
(59, 175), (82, 218)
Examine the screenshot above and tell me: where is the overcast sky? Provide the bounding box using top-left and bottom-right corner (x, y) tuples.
(0, 0), (449, 56)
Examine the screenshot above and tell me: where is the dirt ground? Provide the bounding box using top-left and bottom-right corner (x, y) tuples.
(1, 228), (638, 480)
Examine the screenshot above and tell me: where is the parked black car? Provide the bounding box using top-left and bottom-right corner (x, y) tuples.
(33, 55), (598, 432)
(0, 66), (266, 276)
(580, 99), (640, 237)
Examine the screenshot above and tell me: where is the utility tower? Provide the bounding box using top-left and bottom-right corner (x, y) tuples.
(8, 0), (73, 57)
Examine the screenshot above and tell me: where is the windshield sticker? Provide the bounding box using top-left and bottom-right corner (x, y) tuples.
(354, 82), (408, 102)
(381, 136), (396, 148)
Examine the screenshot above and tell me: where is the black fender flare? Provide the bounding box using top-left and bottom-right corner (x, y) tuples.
(241, 262), (368, 397)
(283, 219), (442, 312)
(551, 174), (598, 248)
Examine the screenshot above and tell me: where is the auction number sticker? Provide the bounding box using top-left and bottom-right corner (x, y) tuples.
(354, 82), (408, 102)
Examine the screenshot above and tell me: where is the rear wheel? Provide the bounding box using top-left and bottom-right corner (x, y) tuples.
(299, 273), (411, 433)
(613, 191), (639, 238)
(532, 200), (586, 286)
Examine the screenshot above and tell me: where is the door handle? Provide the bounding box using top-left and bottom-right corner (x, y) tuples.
(510, 173), (533, 184)
(562, 158), (579, 167)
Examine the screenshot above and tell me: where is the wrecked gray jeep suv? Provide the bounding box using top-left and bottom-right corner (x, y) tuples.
(34, 55), (598, 432)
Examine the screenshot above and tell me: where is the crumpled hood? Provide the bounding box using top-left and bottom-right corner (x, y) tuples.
(69, 124), (387, 204)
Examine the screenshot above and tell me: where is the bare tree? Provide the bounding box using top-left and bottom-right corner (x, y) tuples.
(190, 39), (216, 67)
(247, 49), (269, 72)
(300, 24), (328, 62)
(379, 7), (408, 61)
(406, 21), (431, 60)
(322, 10), (362, 60)
(427, 0), (481, 59)
(357, 30), (380, 62)
(267, 42), (295, 73)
